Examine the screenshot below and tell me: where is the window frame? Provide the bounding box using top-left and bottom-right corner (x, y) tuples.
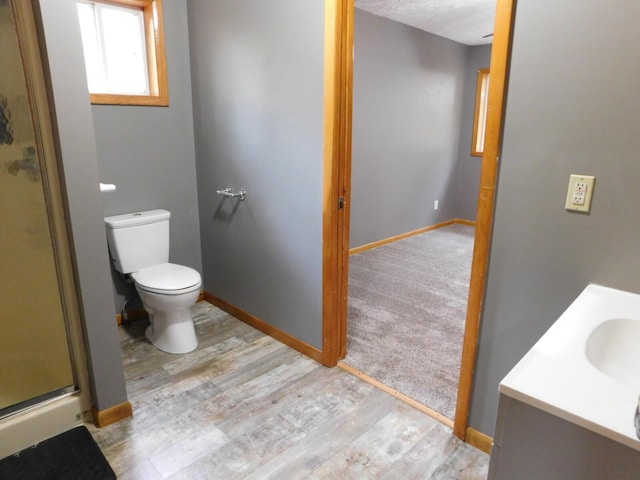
(81, 0), (169, 106)
(471, 68), (490, 156)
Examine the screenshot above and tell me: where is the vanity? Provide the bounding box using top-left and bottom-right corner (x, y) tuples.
(488, 284), (640, 479)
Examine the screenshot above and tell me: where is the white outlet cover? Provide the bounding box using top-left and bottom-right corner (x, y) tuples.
(565, 174), (595, 213)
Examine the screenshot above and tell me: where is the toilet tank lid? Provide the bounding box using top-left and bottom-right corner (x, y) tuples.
(104, 209), (170, 229)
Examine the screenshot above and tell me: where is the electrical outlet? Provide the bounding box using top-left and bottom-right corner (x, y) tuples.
(572, 182), (587, 205)
(565, 174), (595, 212)
(434, 200), (439, 210)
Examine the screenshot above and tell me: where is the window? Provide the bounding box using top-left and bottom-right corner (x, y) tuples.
(471, 68), (490, 156)
(77, 0), (168, 106)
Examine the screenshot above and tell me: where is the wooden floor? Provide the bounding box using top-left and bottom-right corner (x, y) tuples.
(88, 301), (489, 479)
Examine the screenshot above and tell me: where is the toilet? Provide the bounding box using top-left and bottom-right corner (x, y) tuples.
(104, 209), (202, 354)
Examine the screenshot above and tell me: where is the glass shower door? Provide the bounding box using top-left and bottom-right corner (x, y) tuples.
(0, 0), (76, 416)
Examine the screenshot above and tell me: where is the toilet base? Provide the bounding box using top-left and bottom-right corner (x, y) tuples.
(145, 310), (198, 354)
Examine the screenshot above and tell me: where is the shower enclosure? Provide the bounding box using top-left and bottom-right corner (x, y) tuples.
(0, 0), (89, 455)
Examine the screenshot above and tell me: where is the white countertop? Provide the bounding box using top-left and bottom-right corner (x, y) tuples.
(499, 284), (640, 452)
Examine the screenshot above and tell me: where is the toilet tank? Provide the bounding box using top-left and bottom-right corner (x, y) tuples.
(104, 209), (170, 274)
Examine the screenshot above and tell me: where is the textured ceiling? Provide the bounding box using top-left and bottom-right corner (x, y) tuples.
(355, 0), (496, 46)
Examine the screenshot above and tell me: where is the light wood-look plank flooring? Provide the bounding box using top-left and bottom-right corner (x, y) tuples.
(88, 302), (488, 479)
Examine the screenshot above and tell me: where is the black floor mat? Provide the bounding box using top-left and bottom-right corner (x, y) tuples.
(0, 425), (116, 480)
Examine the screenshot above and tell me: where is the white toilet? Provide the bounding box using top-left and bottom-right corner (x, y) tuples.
(104, 209), (202, 354)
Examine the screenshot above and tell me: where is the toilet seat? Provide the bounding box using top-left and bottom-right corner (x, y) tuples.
(132, 263), (201, 295)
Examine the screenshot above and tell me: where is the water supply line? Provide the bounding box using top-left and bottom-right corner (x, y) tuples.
(120, 293), (136, 324)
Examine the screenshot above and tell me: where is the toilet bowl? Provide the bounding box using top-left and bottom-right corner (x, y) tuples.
(104, 209), (202, 354)
(132, 262), (201, 354)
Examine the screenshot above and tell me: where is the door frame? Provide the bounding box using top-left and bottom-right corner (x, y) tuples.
(452, 0), (516, 440)
(322, 0), (517, 441)
(322, 0), (354, 365)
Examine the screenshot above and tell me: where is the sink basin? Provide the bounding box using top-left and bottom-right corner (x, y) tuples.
(585, 318), (640, 390)
(499, 285), (640, 451)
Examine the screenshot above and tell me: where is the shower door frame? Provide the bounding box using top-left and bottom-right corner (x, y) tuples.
(0, 0), (91, 458)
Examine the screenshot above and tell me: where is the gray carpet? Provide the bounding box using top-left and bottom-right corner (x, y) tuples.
(344, 223), (474, 420)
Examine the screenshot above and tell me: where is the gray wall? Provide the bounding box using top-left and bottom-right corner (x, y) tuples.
(470, 0), (640, 436)
(187, 0), (325, 349)
(350, 10), (468, 248)
(35, 0), (127, 410)
(455, 45), (492, 221)
(91, 0), (201, 313)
